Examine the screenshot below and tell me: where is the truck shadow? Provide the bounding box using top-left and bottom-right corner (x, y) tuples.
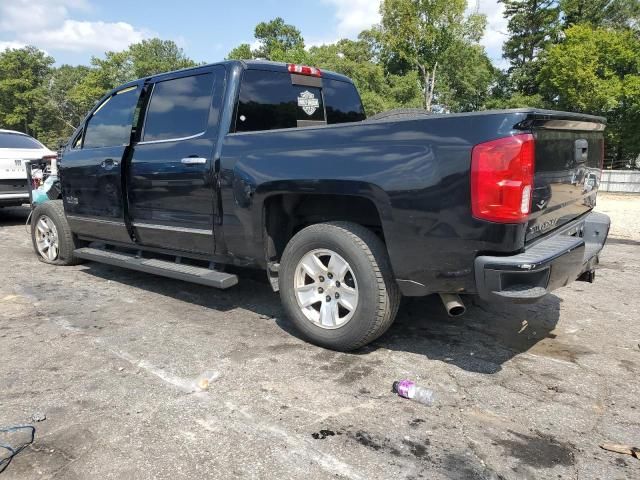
(0, 206), (30, 227)
(80, 262), (561, 375)
(372, 294), (562, 374)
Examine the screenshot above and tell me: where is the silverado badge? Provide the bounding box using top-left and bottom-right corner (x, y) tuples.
(297, 90), (320, 116)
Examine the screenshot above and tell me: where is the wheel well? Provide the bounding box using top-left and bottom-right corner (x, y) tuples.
(263, 194), (384, 263)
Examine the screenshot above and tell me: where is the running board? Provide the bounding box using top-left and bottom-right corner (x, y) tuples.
(74, 247), (238, 289)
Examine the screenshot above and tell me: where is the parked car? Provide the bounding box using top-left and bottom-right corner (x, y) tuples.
(29, 60), (610, 350)
(0, 129), (57, 208)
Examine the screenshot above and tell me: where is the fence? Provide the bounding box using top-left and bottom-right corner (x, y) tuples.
(600, 170), (640, 193)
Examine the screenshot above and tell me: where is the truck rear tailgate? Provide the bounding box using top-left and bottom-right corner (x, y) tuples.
(526, 112), (606, 242)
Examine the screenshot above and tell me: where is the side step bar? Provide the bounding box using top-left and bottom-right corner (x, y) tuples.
(74, 247), (238, 289)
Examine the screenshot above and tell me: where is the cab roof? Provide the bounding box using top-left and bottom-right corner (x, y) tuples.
(130, 59), (354, 86)
(238, 60), (353, 83)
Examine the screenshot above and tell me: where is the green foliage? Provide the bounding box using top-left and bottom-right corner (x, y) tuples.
(227, 17), (306, 61)
(227, 44), (253, 60)
(0, 46), (54, 136)
(500, 0), (560, 96)
(539, 25), (640, 166)
(1, 5), (638, 163)
(561, 0), (640, 29)
(379, 0), (468, 109)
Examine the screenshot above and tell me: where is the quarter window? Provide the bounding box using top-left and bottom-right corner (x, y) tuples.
(142, 73), (214, 142)
(324, 79), (366, 124)
(83, 86), (139, 149)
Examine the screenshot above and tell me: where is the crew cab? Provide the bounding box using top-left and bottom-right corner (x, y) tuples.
(29, 60), (610, 351)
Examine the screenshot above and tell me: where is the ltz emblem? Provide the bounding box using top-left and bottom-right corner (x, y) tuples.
(298, 90), (320, 116)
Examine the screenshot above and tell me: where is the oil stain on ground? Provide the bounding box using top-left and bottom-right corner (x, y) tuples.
(495, 430), (575, 468)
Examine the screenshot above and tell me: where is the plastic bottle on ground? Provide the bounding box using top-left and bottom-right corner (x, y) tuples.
(392, 380), (436, 406)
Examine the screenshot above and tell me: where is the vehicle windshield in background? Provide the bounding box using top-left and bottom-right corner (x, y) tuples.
(0, 133), (43, 149)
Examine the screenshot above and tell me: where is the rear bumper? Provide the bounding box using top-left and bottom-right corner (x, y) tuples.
(0, 192), (29, 206)
(474, 211), (610, 302)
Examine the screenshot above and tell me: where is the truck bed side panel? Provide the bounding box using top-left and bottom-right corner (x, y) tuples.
(219, 112), (535, 294)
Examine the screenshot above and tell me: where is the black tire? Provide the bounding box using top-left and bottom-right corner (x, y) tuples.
(30, 200), (84, 266)
(279, 222), (401, 351)
(368, 108), (431, 121)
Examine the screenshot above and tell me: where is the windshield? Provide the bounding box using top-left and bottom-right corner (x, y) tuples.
(0, 132), (44, 149)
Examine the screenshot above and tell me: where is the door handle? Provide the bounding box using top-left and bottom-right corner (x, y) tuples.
(181, 157), (207, 165)
(100, 158), (119, 169)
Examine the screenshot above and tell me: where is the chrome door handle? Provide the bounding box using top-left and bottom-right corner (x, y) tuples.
(100, 158), (119, 169)
(181, 157), (207, 165)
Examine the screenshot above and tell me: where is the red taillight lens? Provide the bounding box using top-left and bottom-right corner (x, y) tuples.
(42, 154), (57, 162)
(471, 134), (535, 223)
(287, 63), (322, 77)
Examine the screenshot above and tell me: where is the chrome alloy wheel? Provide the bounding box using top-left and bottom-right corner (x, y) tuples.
(294, 249), (359, 329)
(35, 215), (59, 261)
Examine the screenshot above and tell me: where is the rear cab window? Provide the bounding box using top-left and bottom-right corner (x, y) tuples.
(234, 68), (365, 133)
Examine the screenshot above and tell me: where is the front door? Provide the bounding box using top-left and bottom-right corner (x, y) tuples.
(60, 84), (141, 244)
(127, 66), (225, 255)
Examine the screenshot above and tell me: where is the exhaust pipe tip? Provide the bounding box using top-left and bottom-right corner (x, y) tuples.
(439, 293), (466, 317)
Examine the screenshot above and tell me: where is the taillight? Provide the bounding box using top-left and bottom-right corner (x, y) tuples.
(42, 154), (57, 163)
(471, 134), (535, 223)
(287, 63), (322, 77)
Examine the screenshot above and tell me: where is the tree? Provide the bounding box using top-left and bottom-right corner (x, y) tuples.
(306, 38), (422, 115)
(561, 0), (640, 29)
(0, 46), (53, 136)
(227, 44), (253, 60)
(378, 0), (485, 111)
(226, 17), (306, 62)
(128, 39), (197, 78)
(539, 25), (640, 167)
(74, 38), (198, 120)
(500, 0), (560, 96)
(254, 17), (304, 59)
(438, 41), (498, 112)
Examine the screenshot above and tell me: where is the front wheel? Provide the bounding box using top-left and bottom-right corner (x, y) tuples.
(31, 200), (84, 266)
(279, 222), (400, 351)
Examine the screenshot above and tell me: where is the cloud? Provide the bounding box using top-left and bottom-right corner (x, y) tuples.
(322, 0), (382, 37)
(0, 41), (27, 51)
(22, 20), (150, 52)
(0, 0), (151, 54)
(474, 0), (508, 64)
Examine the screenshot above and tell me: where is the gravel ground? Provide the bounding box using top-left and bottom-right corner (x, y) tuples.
(1, 193), (639, 480)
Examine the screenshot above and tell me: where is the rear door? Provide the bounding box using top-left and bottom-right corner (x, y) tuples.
(127, 66), (225, 255)
(60, 84), (141, 244)
(527, 115), (606, 241)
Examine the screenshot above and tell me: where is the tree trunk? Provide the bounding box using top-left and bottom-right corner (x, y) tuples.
(426, 62), (438, 112)
(418, 64), (428, 110)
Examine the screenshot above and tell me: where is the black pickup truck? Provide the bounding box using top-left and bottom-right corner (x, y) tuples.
(30, 60), (610, 351)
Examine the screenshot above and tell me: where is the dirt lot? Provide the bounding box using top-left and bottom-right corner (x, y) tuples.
(1, 194), (639, 480)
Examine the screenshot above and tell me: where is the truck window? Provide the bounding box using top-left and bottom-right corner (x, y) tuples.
(83, 86), (139, 149)
(324, 79), (366, 124)
(142, 73), (214, 142)
(235, 70), (325, 133)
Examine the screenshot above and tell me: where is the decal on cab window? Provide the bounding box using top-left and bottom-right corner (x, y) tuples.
(298, 90), (320, 116)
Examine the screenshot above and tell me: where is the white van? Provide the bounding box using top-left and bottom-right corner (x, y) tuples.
(0, 129), (56, 207)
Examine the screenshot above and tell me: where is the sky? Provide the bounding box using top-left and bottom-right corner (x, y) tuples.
(0, 0), (509, 67)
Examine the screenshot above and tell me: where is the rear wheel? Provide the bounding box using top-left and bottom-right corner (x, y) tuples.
(31, 200), (84, 266)
(279, 221), (400, 351)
